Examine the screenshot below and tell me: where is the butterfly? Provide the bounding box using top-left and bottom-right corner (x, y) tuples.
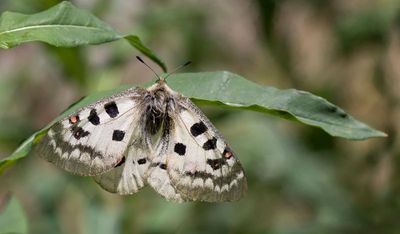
(36, 57), (247, 202)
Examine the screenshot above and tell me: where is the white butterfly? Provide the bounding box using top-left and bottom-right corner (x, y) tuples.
(36, 59), (247, 202)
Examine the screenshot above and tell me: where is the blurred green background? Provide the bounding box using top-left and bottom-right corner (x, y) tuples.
(0, 0), (398, 233)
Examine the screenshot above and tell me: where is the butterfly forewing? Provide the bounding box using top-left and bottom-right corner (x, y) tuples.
(37, 88), (144, 176)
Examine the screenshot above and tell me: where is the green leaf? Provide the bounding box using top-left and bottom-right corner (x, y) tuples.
(0, 196), (28, 234)
(0, 71), (386, 174)
(0, 1), (120, 48)
(165, 72), (386, 140)
(124, 35), (167, 72)
(0, 1), (166, 71)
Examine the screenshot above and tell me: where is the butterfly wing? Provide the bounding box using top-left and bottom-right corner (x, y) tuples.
(37, 87), (146, 176)
(169, 99), (247, 202)
(147, 121), (188, 202)
(149, 97), (247, 202)
(93, 141), (151, 195)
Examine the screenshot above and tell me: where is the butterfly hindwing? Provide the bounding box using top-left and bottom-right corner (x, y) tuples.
(147, 122), (188, 202)
(94, 141), (151, 195)
(37, 88), (144, 176)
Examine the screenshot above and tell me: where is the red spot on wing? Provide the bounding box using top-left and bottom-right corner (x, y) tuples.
(223, 148), (233, 159)
(69, 115), (79, 124)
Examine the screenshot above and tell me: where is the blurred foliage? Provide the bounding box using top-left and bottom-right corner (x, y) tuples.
(0, 0), (398, 233)
(0, 196), (28, 234)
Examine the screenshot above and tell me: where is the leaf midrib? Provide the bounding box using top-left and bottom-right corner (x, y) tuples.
(0, 24), (114, 36)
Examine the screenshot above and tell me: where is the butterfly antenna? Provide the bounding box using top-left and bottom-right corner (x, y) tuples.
(164, 61), (192, 80)
(136, 56), (162, 81)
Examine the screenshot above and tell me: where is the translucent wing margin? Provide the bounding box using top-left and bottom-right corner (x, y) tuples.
(147, 121), (188, 202)
(94, 139), (151, 194)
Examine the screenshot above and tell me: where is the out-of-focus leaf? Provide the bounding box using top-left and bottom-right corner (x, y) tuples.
(0, 196), (28, 234)
(0, 1), (166, 71)
(336, 7), (396, 52)
(0, 71), (386, 173)
(46, 47), (88, 85)
(83, 202), (120, 234)
(0, 118), (35, 147)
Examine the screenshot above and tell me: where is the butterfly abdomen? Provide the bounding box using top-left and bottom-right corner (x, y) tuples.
(144, 104), (164, 135)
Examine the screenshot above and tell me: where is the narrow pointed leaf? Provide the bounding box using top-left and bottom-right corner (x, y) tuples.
(166, 71), (386, 140)
(124, 35), (167, 72)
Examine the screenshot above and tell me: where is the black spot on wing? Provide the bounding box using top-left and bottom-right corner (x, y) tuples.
(112, 130), (125, 141)
(114, 156), (126, 168)
(184, 170), (214, 181)
(138, 158), (147, 165)
(104, 101), (119, 118)
(207, 158), (226, 170)
(71, 126), (89, 140)
(174, 143), (186, 156)
(52, 123), (102, 160)
(203, 137), (217, 150)
(88, 109), (100, 125)
(190, 121), (208, 137)
(160, 163), (167, 170)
